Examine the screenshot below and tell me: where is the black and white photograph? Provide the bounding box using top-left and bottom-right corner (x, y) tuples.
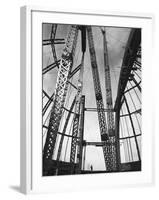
(42, 24), (141, 176)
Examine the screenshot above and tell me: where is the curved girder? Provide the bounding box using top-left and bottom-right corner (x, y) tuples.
(114, 29), (141, 111)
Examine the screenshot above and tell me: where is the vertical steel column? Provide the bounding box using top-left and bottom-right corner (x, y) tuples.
(83, 145), (86, 170)
(70, 27), (86, 165)
(102, 29), (115, 136)
(102, 28), (117, 171)
(70, 54), (85, 164)
(114, 109), (121, 170)
(76, 95), (85, 173)
(87, 26), (111, 170)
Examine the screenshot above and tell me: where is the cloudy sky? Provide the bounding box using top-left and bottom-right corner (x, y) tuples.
(42, 24), (141, 171)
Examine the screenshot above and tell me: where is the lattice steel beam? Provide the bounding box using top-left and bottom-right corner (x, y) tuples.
(76, 95), (85, 173)
(70, 54), (85, 164)
(85, 108), (113, 112)
(43, 26), (79, 174)
(101, 28), (117, 171)
(87, 26), (112, 170)
(70, 26), (86, 167)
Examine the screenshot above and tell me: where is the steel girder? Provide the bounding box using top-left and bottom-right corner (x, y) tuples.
(43, 26), (79, 174)
(87, 26), (115, 171)
(102, 29), (117, 171)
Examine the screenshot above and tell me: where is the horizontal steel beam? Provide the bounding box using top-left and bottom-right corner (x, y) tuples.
(62, 106), (76, 114)
(43, 60), (60, 75)
(119, 133), (141, 140)
(43, 42), (65, 46)
(132, 76), (141, 92)
(120, 109), (141, 117)
(124, 81), (141, 94)
(85, 108), (114, 112)
(43, 38), (65, 46)
(43, 38), (65, 42)
(84, 141), (115, 147)
(42, 93), (54, 116)
(43, 125), (79, 139)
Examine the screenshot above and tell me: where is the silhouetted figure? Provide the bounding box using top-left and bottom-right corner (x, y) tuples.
(90, 165), (93, 171)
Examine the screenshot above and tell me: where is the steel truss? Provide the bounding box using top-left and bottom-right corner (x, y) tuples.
(87, 26), (115, 171)
(101, 29), (117, 171)
(42, 25), (142, 175)
(43, 25), (79, 174)
(114, 28), (141, 165)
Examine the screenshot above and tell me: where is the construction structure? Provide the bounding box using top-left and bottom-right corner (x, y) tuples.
(42, 24), (141, 176)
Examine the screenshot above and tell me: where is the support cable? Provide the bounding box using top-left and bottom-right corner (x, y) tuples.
(101, 27), (118, 171)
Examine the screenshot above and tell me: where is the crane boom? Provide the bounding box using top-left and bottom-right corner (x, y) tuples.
(70, 26), (86, 167)
(102, 29), (115, 135)
(87, 26), (111, 170)
(43, 26), (78, 174)
(70, 53), (85, 164)
(101, 28), (117, 171)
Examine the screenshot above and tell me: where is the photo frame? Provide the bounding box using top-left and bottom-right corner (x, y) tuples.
(20, 6), (154, 194)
